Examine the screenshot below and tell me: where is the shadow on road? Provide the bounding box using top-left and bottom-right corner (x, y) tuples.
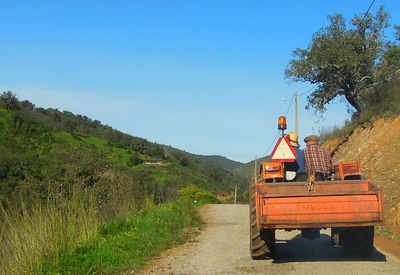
(273, 233), (387, 263)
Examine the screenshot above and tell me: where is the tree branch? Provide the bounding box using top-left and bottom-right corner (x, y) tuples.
(358, 75), (373, 82)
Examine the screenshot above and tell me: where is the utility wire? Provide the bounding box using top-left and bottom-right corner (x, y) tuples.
(265, 130), (280, 156)
(296, 0), (376, 99)
(284, 94), (295, 116)
(361, 0), (376, 25)
(298, 84), (318, 97)
(345, 0), (376, 42)
(259, 0), (376, 161)
(260, 93), (295, 159)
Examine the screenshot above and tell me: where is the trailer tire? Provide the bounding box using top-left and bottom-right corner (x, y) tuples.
(341, 226), (374, 258)
(249, 181), (275, 259)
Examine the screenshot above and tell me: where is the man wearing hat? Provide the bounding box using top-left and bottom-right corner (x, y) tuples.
(285, 132), (306, 182)
(303, 135), (333, 181)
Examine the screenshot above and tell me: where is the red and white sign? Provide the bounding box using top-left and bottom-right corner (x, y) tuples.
(271, 136), (297, 162)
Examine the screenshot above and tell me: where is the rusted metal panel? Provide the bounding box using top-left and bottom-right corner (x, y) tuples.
(256, 180), (373, 197)
(334, 161), (361, 180)
(264, 221), (381, 229)
(256, 179), (384, 230)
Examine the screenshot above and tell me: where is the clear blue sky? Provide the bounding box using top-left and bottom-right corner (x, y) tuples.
(1, 0), (399, 162)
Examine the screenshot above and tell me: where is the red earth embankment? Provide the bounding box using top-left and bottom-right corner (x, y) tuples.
(325, 116), (400, 240)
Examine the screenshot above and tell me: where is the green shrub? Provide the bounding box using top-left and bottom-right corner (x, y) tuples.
(360, 80), (400, 120)
(0, 91), (20, 110)
(319, 120), (357, 142)
(178, 185), (221, 204)
(127, 152), (143, 166)
(42, 200), (201, 274)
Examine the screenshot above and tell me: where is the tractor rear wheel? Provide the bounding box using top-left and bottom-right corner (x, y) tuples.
(249, 181), (275, 259)
(340, 226), (374, 258)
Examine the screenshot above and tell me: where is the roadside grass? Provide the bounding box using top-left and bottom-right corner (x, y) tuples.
(0, 194), (101, 275)
(42, 200), (202, 274)
(0, 195), (203, 275)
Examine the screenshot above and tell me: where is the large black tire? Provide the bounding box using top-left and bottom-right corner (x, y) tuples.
(249, 180), (275, 259)
(340, 226), (374, 258)
(261, 228), (276, 252)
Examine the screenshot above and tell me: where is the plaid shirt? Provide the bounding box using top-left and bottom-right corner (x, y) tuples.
(304, 144), (333, 173)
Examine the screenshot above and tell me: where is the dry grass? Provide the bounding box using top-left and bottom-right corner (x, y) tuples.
(0, 193), (101, 274)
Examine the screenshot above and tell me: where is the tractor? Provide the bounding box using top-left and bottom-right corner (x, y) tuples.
(249, 117), (384, 259)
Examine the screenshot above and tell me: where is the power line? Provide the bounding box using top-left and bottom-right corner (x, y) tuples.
(264, 130), (280, 157)
(261, 93), (294, 158)
(296, 0), (376, 99)
(298, 84), (318, 97)
(360, 0), (376, 26)
(257, 0), (377, 163)
(345, 0), (376, 42)
(284, 94), (295, 116)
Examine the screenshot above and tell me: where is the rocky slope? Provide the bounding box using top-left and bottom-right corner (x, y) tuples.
(325, 116), (400, 239)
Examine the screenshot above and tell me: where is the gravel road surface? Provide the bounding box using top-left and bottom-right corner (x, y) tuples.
(141, 204), (400, 274)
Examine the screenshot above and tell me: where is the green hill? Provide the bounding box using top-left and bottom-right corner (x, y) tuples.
(232, 155), (271, 180)
(0, 92), (246, 212)
(188, 154), (244, 172)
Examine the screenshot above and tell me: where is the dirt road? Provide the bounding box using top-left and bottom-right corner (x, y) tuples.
(142, 204), (400, 274)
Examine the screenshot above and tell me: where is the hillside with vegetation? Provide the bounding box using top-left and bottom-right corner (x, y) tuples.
(189, 154), (244, 172)
(0, 92), (246, 273)
(0, 91), (246, 206)
(321, 80), (400, 242)
(232, 155), (271, 179)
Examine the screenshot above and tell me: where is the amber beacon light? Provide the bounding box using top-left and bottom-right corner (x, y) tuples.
(278, 116), (287, 131)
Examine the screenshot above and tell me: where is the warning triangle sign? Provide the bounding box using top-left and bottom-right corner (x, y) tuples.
(271, 136), (297, 162)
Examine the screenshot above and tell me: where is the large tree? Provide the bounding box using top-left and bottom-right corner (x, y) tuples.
(285, 7), (399, 113)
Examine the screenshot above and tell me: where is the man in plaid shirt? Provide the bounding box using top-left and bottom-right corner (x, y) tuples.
(304, 135), (333, 180)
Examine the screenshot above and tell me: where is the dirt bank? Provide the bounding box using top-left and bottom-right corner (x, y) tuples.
(327, 116), (400, 239)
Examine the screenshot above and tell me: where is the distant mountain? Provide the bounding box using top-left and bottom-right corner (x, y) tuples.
(232, 155), (272, 179)
(188, 154), (243, 173)
(187, 152), (272, 182)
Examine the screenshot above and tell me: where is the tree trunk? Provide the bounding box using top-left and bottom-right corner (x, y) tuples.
(344, 89), (362, 112)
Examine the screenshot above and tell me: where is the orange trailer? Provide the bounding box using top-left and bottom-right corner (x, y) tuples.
(256, 179), (383, 229)
(250, 163), (384, 259)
